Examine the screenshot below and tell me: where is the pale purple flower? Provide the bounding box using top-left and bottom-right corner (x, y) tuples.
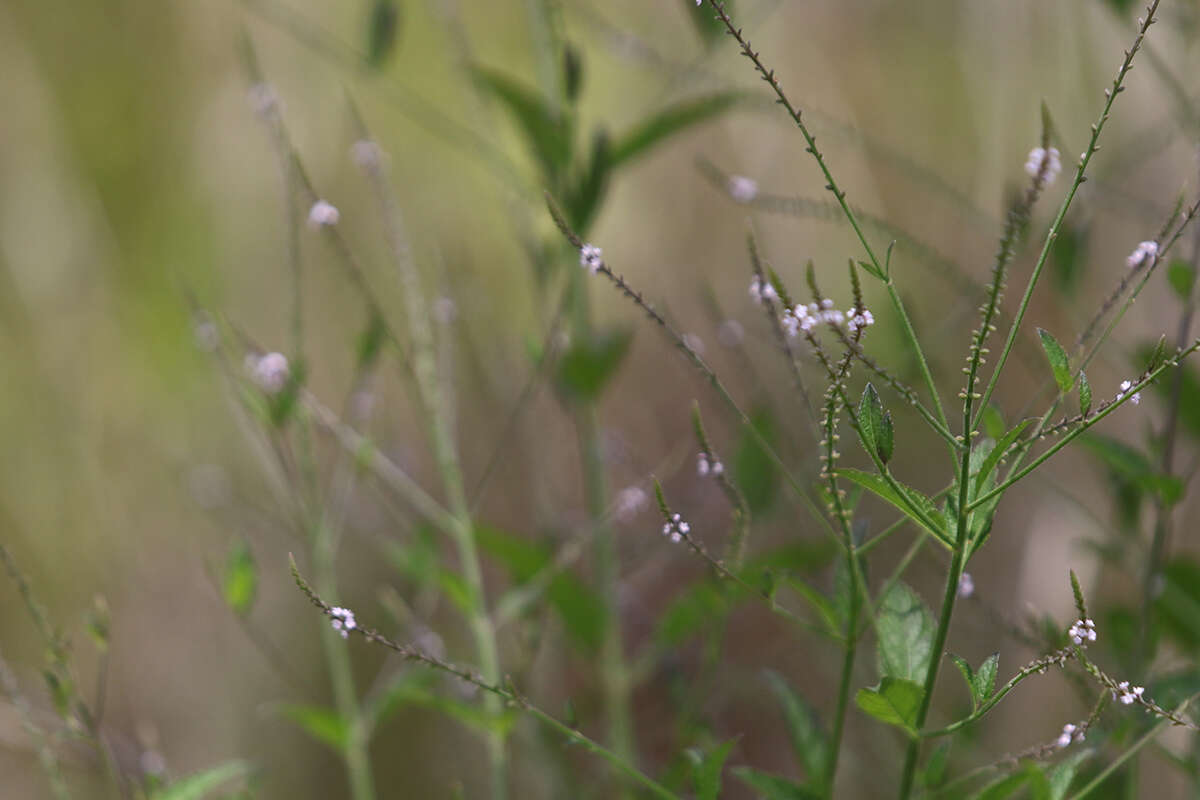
(1126, 240), (1159, 270)
(251, 352), (290, 394)
(307, 200), (340, 228)
(728, 175), (759, 204)
(329, 606), (357, 639)
(580, 244), (603, 274)
(1025, 146), (1062, 185)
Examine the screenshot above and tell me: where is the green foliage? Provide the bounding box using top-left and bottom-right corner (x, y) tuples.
(1052, 222), (1088, 293)
(1078, 433), (1183, 507)
(973, 764), (1050, 799)
(764, 671), (829, 788)
(855, 677), (924, 735)
(221, 539), (257, 618)
(472, 66), (574, 181)
(1168, 259), (1196, 300)
(476, 526), (606, 651)
(858, 383), (894, 465)
(685, 0), (734, 43)
(609, 92), (747, 167)
(839, 469), (951, 548)
(921, 741), (952, 789)
(1136, 345), (1200, 439)
(152, 761), (251, 800)
(368, 670), (517, 737)
(874, 582), (935, 683)
(689, 738), (737, 800)
(1078, 370), (1092, 416)
(735, 408), (780, 513)
(1155, 557), (1200, 653)
(950, 652), (999, 711)
(732, 767), (822, 800)
(555, 328), (634, 403)
(278, 704), (349, 752)
(1037, 328), (1073, 394)
(365, 0), (401, 68)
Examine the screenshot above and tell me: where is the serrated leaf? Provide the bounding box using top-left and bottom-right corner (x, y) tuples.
(693, 738), (738, 800)
(732, 767), (821, 800)
(858, 383), (893, 464)
(951, 654), (977, 710)
(764, 672), (828, 787)
(221, 540), (257, 618)
(855, 677), (924, 735)
(974, 653), (999, 703)
(838, 469), (951, 548)
(471, 66), (573, 181)
(278, 705), (348, 752)
(1168, 259), (1196, 300)
(1037, 328), (1073, 393)
(1078, 370), (1092, 416)
(153, 761), (251, 800)
(610, 91), (746, 167)
(875, 583), (935, 682)
(555, 328), (633, 402)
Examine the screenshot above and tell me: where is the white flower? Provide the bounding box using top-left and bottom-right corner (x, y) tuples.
(251, 352), (290, 394)
(957, 573), (975, 598)
(307, 200), (340, 228)
(1068, 617), (1097, 646)
(749, 275), (777, 304)
(329, 606), (358, 639)
(1116, 379), (1142, 406)
(847, 308), (875, 333)
(662, 512), (690, 543)
(615, 487), (649, 522)
(580, 244), (603, 274)
(1024, 146), (1062, 185)
(1056, 723), (1078, 748)
(1126, 240), (1159, 269)
(728, 175), (759, 204)
(698, 453), (724, 478)
(1113, 681), (1145, 705)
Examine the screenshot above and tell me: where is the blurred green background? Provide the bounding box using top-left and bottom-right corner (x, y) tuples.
(1, 0), (1198, 797)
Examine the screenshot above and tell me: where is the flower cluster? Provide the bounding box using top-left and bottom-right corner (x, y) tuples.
(1068, 617), (1097, 646)
(1126, 240), (1159, 269)
(846, 308), (876, 334)
(614, 487), (649, 522)
(748, 275), (777, 304)
(580, 244), (603, 274)
(781, 299), (875, 338)
(249, 352), (290, 394)
(697, 452), (724, 477)
(662, 513), (690, 543)
(307, 199), (340, 228)
(329, 606), (358, 639)
(1056, 722), (1085, 748)
(727, 175), (759, 204)
(957, 572), (975, 598)
(1117, 379), (1141, 406)
(1024, 146), (1062, 185)
(1113, 681), (1145, 706)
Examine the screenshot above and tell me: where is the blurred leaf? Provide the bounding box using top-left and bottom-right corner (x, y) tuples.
(153, 761), (251, 800)
(1168, 259), (1196, 301)
(1078, 370), (1092, 417)
(387, 538), (475, 615)
(764, 671), (828, 788)
(1052, 222), (1088, 294)
(1037, 328), (1073, 393)
(735, 408), (779, 513)
(656, 582), (727, 646)
(1078, 433), (1182, 506)
(855, 677), (923, 735)
(610, 91), (747, 167)
(858, 383), (894, 465)
(367, 670), (517, 737)
(973, 419), (1031, 495)
(365, 0), (401, 68)
(267, 358), (307, 427)
(838, 469), (951, 548)
(564, 128), (611, 234)
(1146, 334), (1168, 373)
(732, 767), (821, 800)
(875, 582), (935, 682)
(951, 653), (998, 711)
(471, 66), (573, 181)
(357, 311), (388, 369)
(1155, 557), (1200, 653)
(982, 405), (1006, 440)
(85, 594), (110, 653)
(1136, 343), (1200, 439)
(1047, 750), (1091, 800)
(784, 574), (840, 637)
(686, 0), (733, 42)
(476, 525), (606, 651)
(974, 764), (1049, 799)
(278, 705), (348, 752)
(222, 540), (258, 618)
(691, 738), (737, 800)
(555, 328), (633, 402)
(921, 741), (952, 789)
(741, 541), (838, 573)
(563, 44), (583, 103)
(1101, 0), (1136, 16)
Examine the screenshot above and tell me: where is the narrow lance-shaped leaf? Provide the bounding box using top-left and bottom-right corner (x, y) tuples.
(691, 738), (738, 800)
(732, 767), (822, 800)
(609, 91), (747, 167)
(765, 671), (828, 787)
(156, 761), (251, 800)
(838, 468), (951, 548)
(858, 383), (885, 464)
(1037, 328), (1073, 393)
(1078, 370), (1092, 416)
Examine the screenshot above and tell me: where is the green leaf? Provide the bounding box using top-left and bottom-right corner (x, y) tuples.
(153, 761), (251, 800)
(556, 328), (633, 402)
(857, 259), (886, 282)
(476, 526), (606, 651)
(1047, 750), (1091, 800)
(610, 91), (747, 167)
(764, 672), (828, 787)
(656, 582), (728, 646)
(1168, 259), (1196, 301)
(1078, 433), (1183, 506)
(875, 583), (935, 682)
(981, 405), (1006, 440)
(692, 738), (738, 800)
(562, 44), (583, 103)
(921, 741), (952, 789)
(563, 128), (612, 234)
(973, 419), (1032, 495)
(732, 767), (821, 800)
(974, 653), (999, 703)
(365, 0), (401, 68)
(1135, 345), (1200, 440)
(1037, 328), (1073, 393)
(735, 408), (779, 513)
(1155, 557), (1200, 653)
(1146, 334), (1168, 372)
(1078, 370), (1092, 416)
(1052, 222), (1088, 294)
(357, 311), (388, 369)
(838, 469), (951, 548)
(855, 677), (924, 735)
(974, 765), (1048, 800)
(278, 705), (348, 752)
(221, 540), (257, 618)
(471, 66), (573, 180)
(366, 670), (517, 737)
(858, 383), (893, 464)
(950, 654), (976, 709)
